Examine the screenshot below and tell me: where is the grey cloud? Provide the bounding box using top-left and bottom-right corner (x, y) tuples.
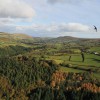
(48, 0), (65, 4)
(48, 0), (79, 4)
(0, 0), (35, 18)
(0, 18), (16, 24)
(47, 0), (91, 4)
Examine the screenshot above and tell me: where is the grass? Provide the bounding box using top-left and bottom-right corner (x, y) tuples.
(60, 67), (85, 73)
(0, 41), (32, 48)
(48, 53), (100, 79)
(49, 53), (100, 67)
(90, 47), (100, 53)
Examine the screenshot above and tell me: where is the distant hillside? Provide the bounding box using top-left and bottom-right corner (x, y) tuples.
(11, 33), (33, 40)
(0, 32), (13, 42)
(0, 32), (36, 47)
(0, 32), (52, 47)
(0, 32), (33, 40)
(45, 36), (100, 43)
(0, 32), (100, 46)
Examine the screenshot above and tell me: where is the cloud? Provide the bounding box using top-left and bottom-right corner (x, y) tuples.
(0, 0), (35, 18)
(47, 0), (91, 4)
(30, 23), (89, 33)
(59, 23), (89, 32)
(8, 23), (90, 34)
(48, 0), (79, 4)
(48, 0), (65, 4)
(0, 22), (99, 38)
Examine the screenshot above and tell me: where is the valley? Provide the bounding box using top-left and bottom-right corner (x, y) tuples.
(0, 32), (100, 99)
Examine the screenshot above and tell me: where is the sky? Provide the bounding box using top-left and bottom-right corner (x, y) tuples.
(0, 0), (100, 38)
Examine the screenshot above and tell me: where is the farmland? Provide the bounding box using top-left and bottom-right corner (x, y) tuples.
(0, 32), (100, 100)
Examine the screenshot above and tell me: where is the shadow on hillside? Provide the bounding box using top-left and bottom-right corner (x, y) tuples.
(92, 58), (100, 63)
(70, 60), (82, 62)
(68, 61), (98, 68)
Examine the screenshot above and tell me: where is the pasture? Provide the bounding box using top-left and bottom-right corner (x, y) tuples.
(47, 52), (100, 79)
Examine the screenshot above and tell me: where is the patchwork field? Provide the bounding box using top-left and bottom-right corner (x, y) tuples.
(0, 32), (100, 99)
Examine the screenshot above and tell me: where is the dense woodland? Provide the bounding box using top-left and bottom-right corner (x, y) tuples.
(0, 45), (32, 57)
(0, 56), (100, 100)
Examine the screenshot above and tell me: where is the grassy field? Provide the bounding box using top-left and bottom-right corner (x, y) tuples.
(48, 53), (100, 67)
(47, 53), (100, 79)
(0, 41), (32, 48)
(60, 67), (86, 73)
(60, 66), (100, 79)
(90, 46), (100, 53)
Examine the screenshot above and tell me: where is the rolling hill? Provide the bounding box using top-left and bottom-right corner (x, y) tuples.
(0, 32), (43, 46)
(0, 32), (34, 41)
(45, 36), (100, 43)
(44, 36), (100, 48)
(0, 32), (100, 46)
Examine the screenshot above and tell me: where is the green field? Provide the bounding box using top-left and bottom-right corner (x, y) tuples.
(48, 53), (100, 66)
(90, 47), (100, 53)
(47, 53), (100, 79)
